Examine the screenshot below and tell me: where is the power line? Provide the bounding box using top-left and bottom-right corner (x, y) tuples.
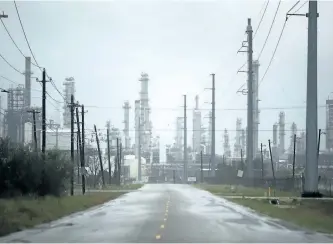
(0, 53), (23, 74)
(257, 0), (281, 60)
(259, 18), (288, 86)
(253, 0), (270, 38)
(13, 0), (42, 69)
(83, 104), (326, 111)
(236, 0), (272, 73)
(292, 1), (308, 14)
(83, 128), (325, 133)
(288, 1), (301, 14)
(13, 1), (65, 103)
(0, 18), (40, 67)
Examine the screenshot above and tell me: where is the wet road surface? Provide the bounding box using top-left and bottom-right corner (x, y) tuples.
(1, 184), (333, 243)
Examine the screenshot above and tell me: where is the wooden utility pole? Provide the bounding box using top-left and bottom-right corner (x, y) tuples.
(36, 69), (50, 156)
(75, 107), (82, 184)
(210, 74), (216, 177)
(76, 130), (80, 184)
(116, 138), (120, 185)
(94, 125), (105, 186)
(293, 134), (296, 180)
(118, 142), (123, 185)
(69, 95), (75, 196)
(200, 150), (203, 183)
(260, 143), (264, 180)
(268, 139), (276, 187)
(107, 128), (112, 184)
(81, 105), (86, 194)
(183, 95), (187, 183)
(27, 109), (40, 152)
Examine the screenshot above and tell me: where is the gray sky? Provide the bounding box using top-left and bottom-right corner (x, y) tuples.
(0, 0), (332, 159)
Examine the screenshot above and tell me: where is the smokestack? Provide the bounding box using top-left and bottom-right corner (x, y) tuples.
(195, 95), (199, 110)
(25, 57), (31, 107)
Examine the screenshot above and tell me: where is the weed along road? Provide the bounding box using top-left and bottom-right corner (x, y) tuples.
(1, 184), (333, 243)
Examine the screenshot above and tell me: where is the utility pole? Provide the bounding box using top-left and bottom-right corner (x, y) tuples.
(116, 137), (120, 185)
(76, 130), (80, 184)
(27, 109), (40, 152)
(94, 125), (105, 187)
(69, 95), (75, 196)
(118, 141), (123, 185)
(183, 94), (187, 183)
(293, 134), (296, 180)
(107, 127), (112, 184)
(303, 0), (319, 197)
(260, 143), (264, 180)
(211, 73), (216, 177)
(200, 150), (203, 183)
(268, 140), (276, 187)
(81, 105), (86, 194)
(138, 118), (142, 181)
(75, 106), (85, 194)
(36, 69), (50, 156)
(246, 18), (254, 180)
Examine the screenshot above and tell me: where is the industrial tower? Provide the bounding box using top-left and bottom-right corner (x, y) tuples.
(139, 73), (151, 152)
(176, 116), (184, 161)
(234, 118), (242, 157)
(289, 122), (297, 154)
(192, 95), (202, 154)
(134, 100), (140, 159)
(63, 77), (75, 128)
(122, 101), (131, 150)
(241, 128), (246, 155)
(278, 112), (286, 156)
(207, 111), (212, 154)
(326, 98), (333, 151)
(3, 57), (36, 144)
(223, 129), (231, 157)
(252, 60), (260, 156)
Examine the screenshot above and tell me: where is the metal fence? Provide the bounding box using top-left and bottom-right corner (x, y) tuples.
(205, 175), (333, 197)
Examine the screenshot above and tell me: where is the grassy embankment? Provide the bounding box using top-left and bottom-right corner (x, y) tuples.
(74, 183), (144, 193)
(199, 184), (333, 234)
(0, 184), (143, 237)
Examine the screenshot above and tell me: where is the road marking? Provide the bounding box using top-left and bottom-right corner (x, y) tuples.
(161, 224), (165, 229)
(164, 218), (167, 221)
(156, 235), (161, 240)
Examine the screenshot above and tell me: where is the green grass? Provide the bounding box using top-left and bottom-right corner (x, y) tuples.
(197, 184), (297, 197)
(230, 198), (333, 234)
(0, 192), (124, 237)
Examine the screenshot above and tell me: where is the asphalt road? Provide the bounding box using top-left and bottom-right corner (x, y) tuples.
(1, 184), (333, 243)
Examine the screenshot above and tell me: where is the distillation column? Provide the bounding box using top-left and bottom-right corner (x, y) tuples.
(134, 100), (140, 159)
(123, 101), (131, 150)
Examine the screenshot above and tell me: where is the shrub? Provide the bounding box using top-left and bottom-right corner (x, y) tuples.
(0, 138), (71, 198)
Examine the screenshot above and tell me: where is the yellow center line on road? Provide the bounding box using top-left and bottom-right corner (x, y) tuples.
(156, 235), (161, 240)
(161, 224), (165, 229)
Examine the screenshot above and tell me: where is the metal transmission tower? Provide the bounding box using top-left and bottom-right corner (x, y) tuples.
(246, 18), (254, 179)
(304, 0), (319, 197)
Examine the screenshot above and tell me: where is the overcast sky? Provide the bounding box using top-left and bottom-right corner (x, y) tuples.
(0, 0), (332, 159)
